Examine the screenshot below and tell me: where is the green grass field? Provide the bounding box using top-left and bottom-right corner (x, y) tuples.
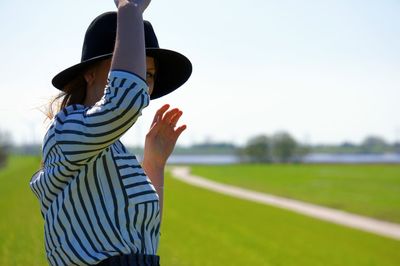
(1, 156), (400, 265)
(0, 156), (46, 266)
(190, 164), (400, 223)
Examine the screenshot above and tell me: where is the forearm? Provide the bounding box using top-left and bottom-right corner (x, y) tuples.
(57, 71), (149, 164)
(142, 161), (165, 221)
(111, 3), (146, 80)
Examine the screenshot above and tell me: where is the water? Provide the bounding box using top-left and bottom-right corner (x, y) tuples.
(167, 154), (239, 165)
(302, 153), (400, 164)
(166, 153), (400, 165)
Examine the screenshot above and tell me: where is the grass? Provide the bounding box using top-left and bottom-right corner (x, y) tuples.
(1, 156), (399, 265)
(0, 156), (46, 266)
(190, 164), (400, 223)
(159, 170), (400, 266)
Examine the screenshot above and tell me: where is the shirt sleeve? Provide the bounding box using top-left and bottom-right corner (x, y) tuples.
(54, 70), (150, 164)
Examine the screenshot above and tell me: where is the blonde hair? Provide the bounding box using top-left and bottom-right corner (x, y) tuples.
(40, 74), (87, 168)
(45, 72), (88, 120)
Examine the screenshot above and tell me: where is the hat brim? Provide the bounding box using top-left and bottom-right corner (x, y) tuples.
(52, 49), (192, 100)
(52, 53), (113, 91)
(146, 48), (192, 100)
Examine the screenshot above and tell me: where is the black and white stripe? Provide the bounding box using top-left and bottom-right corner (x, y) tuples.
(30, 71), (161, 266)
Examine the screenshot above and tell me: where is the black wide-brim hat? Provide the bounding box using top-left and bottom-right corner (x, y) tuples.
(52, 11), (192, 100)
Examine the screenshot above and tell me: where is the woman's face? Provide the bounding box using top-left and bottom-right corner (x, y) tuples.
(84, 57), (157, 107)
(146, 56), (156, 96)
(94, 56), (156, 96)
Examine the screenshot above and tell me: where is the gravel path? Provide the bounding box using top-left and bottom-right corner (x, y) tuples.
(171, 166), (400, 241)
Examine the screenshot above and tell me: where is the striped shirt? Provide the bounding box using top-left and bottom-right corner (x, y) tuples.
(30, 70), (161, 266)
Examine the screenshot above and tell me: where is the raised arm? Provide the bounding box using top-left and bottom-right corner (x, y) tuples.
(55, 1), (151, 164)
(112, 0), (150, 78)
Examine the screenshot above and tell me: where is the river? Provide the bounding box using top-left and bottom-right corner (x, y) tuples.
(165, 153), (400, 165)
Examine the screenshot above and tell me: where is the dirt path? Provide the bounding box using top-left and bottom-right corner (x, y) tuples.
(170, 166), (400, 241)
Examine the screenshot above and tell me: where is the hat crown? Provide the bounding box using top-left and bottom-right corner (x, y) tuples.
(52, 11), (192, 100)
(81, 12), (159, 62)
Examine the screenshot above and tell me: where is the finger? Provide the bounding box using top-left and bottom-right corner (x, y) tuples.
(162, 108), (180, 123)
(148, 104), (170, 134)
(169, 111), (183, 126)
(150, 104), (170, 128)
(174, 124), (187, 137)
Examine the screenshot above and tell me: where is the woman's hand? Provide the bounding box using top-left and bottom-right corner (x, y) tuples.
(143, 104), (187, 169)
(114, 0), (151, 13)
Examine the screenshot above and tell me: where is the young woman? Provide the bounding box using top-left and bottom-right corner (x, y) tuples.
(29, 0), (192, 265)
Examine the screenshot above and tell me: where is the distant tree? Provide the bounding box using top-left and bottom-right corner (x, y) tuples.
(340, 141), (356, 148)
(360, 136), (388, 154)
(240, 135), (272, 163)
(271, 131), (298, 163)
(12, 144), (41, 156)
(294, 145), (311, 161)
(192, 142), (236, 149)
(0, 130), (12, 168)
(393, 142), (400, 154)
(0, 147), (5, 168)
(337, 141), (361, 153)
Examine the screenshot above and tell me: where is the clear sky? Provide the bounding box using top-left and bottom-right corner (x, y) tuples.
(1, 0), (399, 147)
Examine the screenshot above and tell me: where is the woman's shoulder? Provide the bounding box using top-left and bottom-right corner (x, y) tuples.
(54, 104), (87, 121)
(42, 104), (86, 149)
(49, 104), (89, 135)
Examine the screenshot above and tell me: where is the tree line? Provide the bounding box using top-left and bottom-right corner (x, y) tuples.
(237, 132), (308, 163)
(1, 128), (399, 167)
(238, 133), (400, 163)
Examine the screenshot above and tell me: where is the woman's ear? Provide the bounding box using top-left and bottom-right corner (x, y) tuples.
(84, 68), (96, 87)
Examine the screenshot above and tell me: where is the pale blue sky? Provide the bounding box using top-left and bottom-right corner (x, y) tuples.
(1, 0), (399, 146)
